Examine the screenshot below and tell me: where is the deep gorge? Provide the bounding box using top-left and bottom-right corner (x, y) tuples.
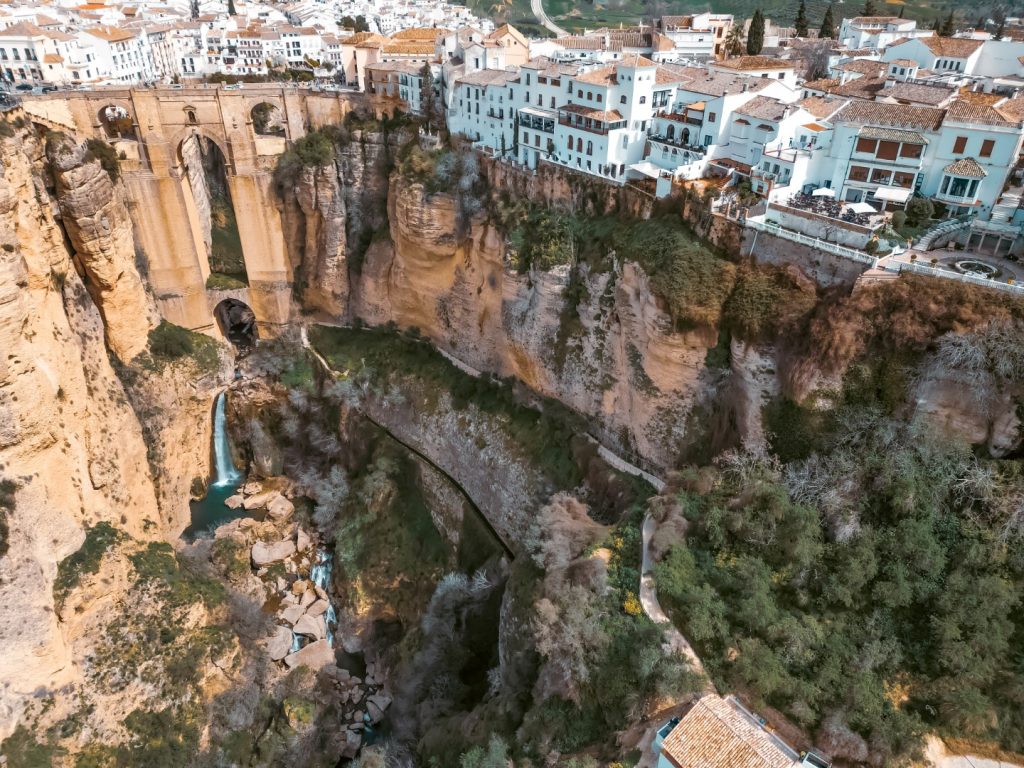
(1, 104), (1024, 767)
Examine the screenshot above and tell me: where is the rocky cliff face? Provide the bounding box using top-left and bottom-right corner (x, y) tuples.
(0, 120), (227, 740)
(48, 137), (158, 362)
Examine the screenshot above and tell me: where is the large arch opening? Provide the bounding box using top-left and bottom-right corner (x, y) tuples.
(251, 102), (285, 136)
(214, 298), (257, 350)
(98, 104), (137, 140)
(177, 133), (248, 290)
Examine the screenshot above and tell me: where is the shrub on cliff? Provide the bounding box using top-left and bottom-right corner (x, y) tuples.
(145, 320), (220, 375)
(272, 126), (349, 189)
(723, 264), (817, 341)
(84, 138), (120, 182)
(0, 478), (14, 561)
(53, 522), (121, 608)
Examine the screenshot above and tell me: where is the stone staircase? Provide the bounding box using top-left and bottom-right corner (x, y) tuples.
(915, 216), (972, 250)
(989, 191), (1020, 225)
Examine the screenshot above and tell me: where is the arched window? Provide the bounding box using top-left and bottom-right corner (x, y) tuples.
(576, 137), (582, 152)
(666, 124), (675, 139)
(187, 109), (197, 124)
(586, 140), (593, 155)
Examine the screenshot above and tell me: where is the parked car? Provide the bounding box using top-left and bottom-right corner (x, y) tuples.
(14, 83), (33, 92)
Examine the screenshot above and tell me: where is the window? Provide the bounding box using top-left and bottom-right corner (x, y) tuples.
(981, 139), (994, 158)
(525, 73), (531, 85)
(620, 95), (627, 104)
(577, 89), (583, 97)
(576, 137), (582, 151)
(586, 140), (593, 155)
(876, 141), (899, 160)
(639, 95), (646, 104)
(567, 136), (572, 149)
(893, 171), (915, 188)
(596, 94), (602, 102)
(550, 96), (555, 108)
(848, 165), (869, 182)
(870, 168), (892, 184)
(900, 143), (922, 158)
(622, 135), (628, 148)
(587, 91), (592, 99)
(953, 135), (967, 154)
(856, 137), (877, 153)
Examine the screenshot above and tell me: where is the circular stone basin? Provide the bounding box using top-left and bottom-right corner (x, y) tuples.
(955, 259), (1000, 278)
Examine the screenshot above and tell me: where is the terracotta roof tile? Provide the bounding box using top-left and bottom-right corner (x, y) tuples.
(918, 36), (984, 57)
(944, 157), (987, 177)
(833, 100), (945, 130)
(716, 55), (795, 71)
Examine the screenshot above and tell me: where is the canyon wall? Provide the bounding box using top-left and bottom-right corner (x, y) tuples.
(0, 122), (227, 739)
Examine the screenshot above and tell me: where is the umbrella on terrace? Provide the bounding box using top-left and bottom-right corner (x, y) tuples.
(811, 187), (836, 197)
(847, 201), (877, 214)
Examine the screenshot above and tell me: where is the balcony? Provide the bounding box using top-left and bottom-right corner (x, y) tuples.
(649, 133), (704, 151)
(934, 190), (980, 206)
(518, 109), (555, 132)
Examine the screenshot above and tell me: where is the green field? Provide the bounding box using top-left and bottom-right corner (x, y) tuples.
(485, 0), (982, 33)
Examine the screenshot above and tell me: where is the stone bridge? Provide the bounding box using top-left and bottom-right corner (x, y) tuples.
(21, 85), (371, 336)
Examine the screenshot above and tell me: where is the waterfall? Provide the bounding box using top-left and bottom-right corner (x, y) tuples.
(310, 549), (337, 647)
(211, 391), (242, 488)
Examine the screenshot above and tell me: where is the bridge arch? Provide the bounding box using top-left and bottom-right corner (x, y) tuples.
(95, 100), (137, 139)
(249, 100), (286, 137)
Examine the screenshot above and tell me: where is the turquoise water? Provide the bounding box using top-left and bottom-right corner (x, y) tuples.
(181, 391), (251, 541)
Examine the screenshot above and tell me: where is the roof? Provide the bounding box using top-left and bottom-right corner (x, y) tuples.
(735, 95), (790, 121)
(715, 55), (795, 71)
(382, 41), (437, 55)
(946, 97), (1018, 126)
(889, 58), (917, 66)
(860, 125), (928, 143)
(798, 96), (844, 119)
(0, 21), (45, 38)
(803, 123), (827, 131)
(917, 36), (985, 57)
(391, 27), (448, 40)
(881, 81), (954, 106)
(834, 100), (945, 130)
(839, 59), (886, 75)
(86, 26), (137, 42)
(678, 71), (774, 97)
(456, 68), (515, 86)
(660, 696), (797, 768)
(487, 23), (528, 47)
(850, 15), (901, 23)
(558, 103), (624, 121)
(575, 65), (617, 85)
(830, 76), (888, 99)
(944, 157), (987, 177)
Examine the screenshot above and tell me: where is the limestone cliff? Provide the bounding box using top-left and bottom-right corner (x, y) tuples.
(0, 119), (228, 741)
(48, 136), (158, 362)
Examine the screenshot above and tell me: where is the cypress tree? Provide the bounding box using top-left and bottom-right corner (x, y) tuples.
(795, 0), (809, 37)
(898, 5), (905, 18)
(747, 9), (765, 54)
(227, 0), (236, 15)
(819, 4), (836, 38)
(940, 10), (955, 35)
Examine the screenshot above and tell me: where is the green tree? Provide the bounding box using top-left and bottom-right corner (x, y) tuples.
(419, 63), (440, 131)
(724, 23), (745, 56)
(795, 0), (809, 37)
(863, 0), (878, 15)
(227, 0), (236, 15)
(819, 4), (836, 38)
(460, 735), (512, 768)
(940, 10), (956, 35)
(747, 9), (765, 54)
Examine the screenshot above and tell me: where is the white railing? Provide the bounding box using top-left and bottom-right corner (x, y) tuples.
(745, 217), (876, 265)
(895, 259), (1024, 294)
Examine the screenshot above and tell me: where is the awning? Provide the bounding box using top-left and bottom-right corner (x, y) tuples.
(629, 161), (664, 179)
(873, 187), (912, 203)
(519, 106), (557, 119)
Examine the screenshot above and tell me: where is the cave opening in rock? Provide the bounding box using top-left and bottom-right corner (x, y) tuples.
(214, 298), (257, 351)
(177, 133), (248, 291)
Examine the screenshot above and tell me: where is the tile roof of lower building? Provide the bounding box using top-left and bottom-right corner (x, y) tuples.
(944, 157), (987, 177)
(860, 125), (929, 143)
(798, 95), (845, 118)
(833, 100), (945, 130)
(715, 55), (795, 71)
(735, 95), (790, 121)
(880, 81), (955, 106)
(660, 695), (797, 768)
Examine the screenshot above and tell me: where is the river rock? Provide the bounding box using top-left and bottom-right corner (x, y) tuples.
(275, 576), (288, 592)
(244, 490), (279, 510)
(252, 539), (296, 566)
(291, 579), (308, 595)
(296, 527), (312, 551)
(242, 481), (263, 496)
(314, 585), (328, 600)
(342, 730), (362, 759)
(267, 625), (292, 661)
(294, 614), (327, 640)
(300, 589), (316, 608)
(280, 603), (304, 625)
(284, 638), (335, 671)
(306, 599), (329, 617)
(225, 494), (244, 509)
(366, 695), (390, 724)
(268, 494), (295, 521)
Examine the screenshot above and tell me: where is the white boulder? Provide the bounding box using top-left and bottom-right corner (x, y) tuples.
(268, 494), (295, 521)
(294, 614), (327, 640)
(267, 625), (293, 661)
(251, 539), (296, 566)
(284, 638), (334, 671)
(225, 494), (244, 509)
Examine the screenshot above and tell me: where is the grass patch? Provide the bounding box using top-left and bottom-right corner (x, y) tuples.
(310, 325), (587, 489)
(205, 272), (248, 290)
(130, 542), (227, 609)
(0, 726), (64, 767)
(53, 522), (120, 609)
(142, 320), (221, 376)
